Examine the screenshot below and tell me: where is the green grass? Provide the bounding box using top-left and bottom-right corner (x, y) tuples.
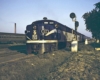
(89, 42), (100, 48)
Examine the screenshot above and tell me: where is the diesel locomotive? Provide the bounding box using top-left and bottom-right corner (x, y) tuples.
(25, 17), (87, 54)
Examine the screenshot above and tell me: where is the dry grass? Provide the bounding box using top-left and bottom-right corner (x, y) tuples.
(0, 43), (100, 80)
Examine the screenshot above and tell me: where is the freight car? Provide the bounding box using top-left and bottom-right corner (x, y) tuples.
(0, 32), (25, 44)
(25, 17), (89, 54)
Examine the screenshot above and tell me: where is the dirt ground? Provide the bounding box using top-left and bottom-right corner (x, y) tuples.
(0, 43), (100, 80)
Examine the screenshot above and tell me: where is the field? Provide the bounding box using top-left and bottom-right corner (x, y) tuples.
(0, 43), (100, 80)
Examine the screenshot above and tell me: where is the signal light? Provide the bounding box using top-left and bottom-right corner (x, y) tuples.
(75, 21), (79, 27)
(70, 13), (76, 19)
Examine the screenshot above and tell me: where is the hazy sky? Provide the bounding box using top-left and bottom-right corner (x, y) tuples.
(0, 0), (99, 37)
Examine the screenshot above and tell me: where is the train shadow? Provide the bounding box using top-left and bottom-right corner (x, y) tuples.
(8, 44), (27, 55)
(8, 44), (38, 55)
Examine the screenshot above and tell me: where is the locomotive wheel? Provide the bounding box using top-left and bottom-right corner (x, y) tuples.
(26, 44), (32, 54)
(54, 43), (58, 51)
(51, 43), (58, 51)
(38, 49), (44, 54)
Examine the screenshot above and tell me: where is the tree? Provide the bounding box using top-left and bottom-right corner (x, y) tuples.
(95, 2), (100, 11)
(82, 2), (100, 41)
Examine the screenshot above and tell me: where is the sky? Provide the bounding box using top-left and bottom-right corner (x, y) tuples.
(0, 0), (100, 38)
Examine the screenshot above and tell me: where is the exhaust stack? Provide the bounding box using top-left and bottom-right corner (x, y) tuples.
(14, 23), (16, 34)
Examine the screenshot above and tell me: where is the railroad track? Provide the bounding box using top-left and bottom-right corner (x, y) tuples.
(0, 54), (35, 65)
(0, 43), (25, 48)
(0, 48), (25, 57)
(0, 44), (33, 64)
